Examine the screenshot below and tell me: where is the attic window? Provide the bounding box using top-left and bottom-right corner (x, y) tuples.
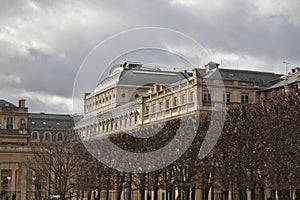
(56, 122), (60, 125)
(31, 121), (35, 125)
(229, 73), (235, 77)
(4, 103), (9, 107)
(42, 122), (47, 125)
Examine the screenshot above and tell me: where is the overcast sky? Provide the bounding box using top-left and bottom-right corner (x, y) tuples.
(1, 0), (300, 114)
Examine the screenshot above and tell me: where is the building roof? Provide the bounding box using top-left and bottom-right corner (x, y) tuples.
(28, 113), (74, 131)
(204, 68), (281, 89)
(93, 62), (190, 93)
(265, 70), (300, 90)
(0, 99), (17, 108)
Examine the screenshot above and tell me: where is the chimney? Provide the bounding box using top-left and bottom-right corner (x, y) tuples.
(153, 84), (160, 92)
(19, 99), (26, 108)
(205, 61), (220, 73)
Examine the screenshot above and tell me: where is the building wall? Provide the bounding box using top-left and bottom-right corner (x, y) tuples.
(0, 100), (30, 200)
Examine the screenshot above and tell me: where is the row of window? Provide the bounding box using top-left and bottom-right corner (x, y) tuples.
(86, 93), (116, 110)
(31, 132), (63, 141)
(1, 117), (26, 130)
(146, 91), (250, 114)
(203, 92), (249, 104)
(31, 121), (61, 126)
(145, 91), (195, 114)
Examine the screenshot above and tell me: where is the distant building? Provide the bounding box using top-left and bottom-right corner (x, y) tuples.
(262, 67), (300, 95)
(28, 113), (74, 143)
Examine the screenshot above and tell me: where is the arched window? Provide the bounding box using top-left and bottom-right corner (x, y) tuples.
(31, 132), (39, 140)
(18, 119), (26, 129)
(57, 132), (63, 141)
(44, 132), (52, 141)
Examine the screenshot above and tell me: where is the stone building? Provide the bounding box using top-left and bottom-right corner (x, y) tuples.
(77, 61), (280, 139)
(28, 113), (74, 143)
(0, 99), (74, 200)
(0, 99), (29, 200)
(262, 67), (300, 95)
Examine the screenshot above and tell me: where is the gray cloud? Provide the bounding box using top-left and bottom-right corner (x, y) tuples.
(1, 0), (300, 113)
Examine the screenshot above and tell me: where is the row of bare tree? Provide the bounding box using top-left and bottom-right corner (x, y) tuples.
(27, 91), (300, 200)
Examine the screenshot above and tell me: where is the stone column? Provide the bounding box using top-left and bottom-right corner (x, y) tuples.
(11, 170), (16, 195)
(228, 190), (232, 200)
(21, 167), (26, 200)
(247, 189), (251, 200)
(0, 168), (2, 195)
(264, 188), (271, 200)
(195, 188), (203, 200)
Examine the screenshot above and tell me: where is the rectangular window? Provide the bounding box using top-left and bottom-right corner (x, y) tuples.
(223, 92), (231, 103)
(166, 99), (170, 109)
(159, 101), (163, 110)
(152, 104), (156, 113)
(203, 92), (211, 102)
(241, 94), (249, 103)
(145, 105), (149, 115)
(190, 91), (195, 102)
(181, 94), (186, 104)
(7, 117), (13, 130)
(173, 96), (178, 106)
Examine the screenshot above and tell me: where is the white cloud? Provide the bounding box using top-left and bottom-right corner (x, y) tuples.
(170, 0), (197, 6)
(254, 0), (300, 25)
(211, 51), (279, 72)
(20, 90), (73, 113)
(0, 73), (22, 84)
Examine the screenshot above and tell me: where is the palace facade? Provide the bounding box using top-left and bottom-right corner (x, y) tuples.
(76, 61), (281, 139)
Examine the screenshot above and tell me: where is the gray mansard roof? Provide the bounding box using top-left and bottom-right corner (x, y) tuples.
(265, 70), (300, 91)
(204, 68), (281, 89)
(94, 62), (190, 93)
(0, 99), (17, 108)
(28, 113), (74, 131)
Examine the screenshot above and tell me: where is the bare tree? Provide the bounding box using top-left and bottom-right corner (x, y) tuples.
(26, 130), (87, 200)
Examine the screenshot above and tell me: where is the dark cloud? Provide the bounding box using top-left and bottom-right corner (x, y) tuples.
(1, 0), (300, 113)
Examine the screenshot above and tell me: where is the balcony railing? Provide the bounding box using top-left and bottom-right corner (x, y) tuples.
(0, 129), (28, 135)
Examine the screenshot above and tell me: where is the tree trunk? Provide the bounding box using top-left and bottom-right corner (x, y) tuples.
(106, 188), (109, 200)
(184, 187), (190, 200)
(88, 191), (92, 200)
(238, 189), (247, 200)
(223, 190), (229, 200)
(153, 175), (158, 200)
(165, 189), (169, 200)
(154, 188), (158, 200)
(127, 175), (132, 200)
(97, 189), (101, 200)
(191, 187), (196, 200)
(203, 187), (210, 200)
(117, 186), (122, 200)
(140, 189), (145, 200)
(169, 189), (174, 200)
(251, 187), (256, 200)
(259, 186), (265, 200)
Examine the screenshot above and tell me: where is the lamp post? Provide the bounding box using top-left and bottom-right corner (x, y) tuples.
(283, 61), (290, 74)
